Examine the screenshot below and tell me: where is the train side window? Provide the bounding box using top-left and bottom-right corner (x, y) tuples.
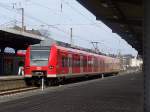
(77, 57), (80, 67)
(68, 57), (72, 67)
(100, 59), (102, 67)
(62, 56), (65, 67)
(62, 56), (68, 67)
(80, 57), (83, 67)
(83, 58), (87, 67)
(65, 56), (68, 67)
(72, 55), (75, 67)
(88, 58), (92, 67)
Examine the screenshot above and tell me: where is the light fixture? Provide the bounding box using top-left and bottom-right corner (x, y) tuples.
(113, 15), (118, 19)
(101, 3), (108, 8)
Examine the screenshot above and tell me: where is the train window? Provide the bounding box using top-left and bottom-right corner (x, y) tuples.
(73, 56), (76, 67)
(30, 49), (50, 66)
(100, 60), (102, 67)
(80, 57), (83, 67)
(94, 58), (98, 67)
(65, 57), (68, 67)
(77, 58), (80, 67)
(62, 56), (68, 67)
(62, 56), (65, 67)
(72, 57), (75, 67)
(72, 55), (80, 67)
(83, 58), (87, 67)
(88, 58), (92, 67)
(68, 57), (71, 67)
(66, 57), (68, 67)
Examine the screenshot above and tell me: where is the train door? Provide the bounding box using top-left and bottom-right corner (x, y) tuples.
(95, 57), (98, 72)
(57, 51), (68, 75)
(102, 59), (105, 73)
(93, 56), (97, 72)
(99, 58), (103, 73)
(80, 55), (83, 73)
(88, 56), (92, 73)
(83, 55), (87, 73)
(92, 56), (94, 73)
(104, 59), (107, 73)
(72, 54), (80, 74)
(68, 54), (72, 75)
(77, 55), (80, 73)
(98, 58), (101, 73)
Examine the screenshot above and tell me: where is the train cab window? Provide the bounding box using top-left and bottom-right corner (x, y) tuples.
(30, 48), (50, 66)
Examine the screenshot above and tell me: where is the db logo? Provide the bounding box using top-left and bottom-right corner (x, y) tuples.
(36, 67), (42, 70)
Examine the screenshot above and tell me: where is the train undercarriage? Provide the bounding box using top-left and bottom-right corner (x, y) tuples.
(24, 71), (119, 87)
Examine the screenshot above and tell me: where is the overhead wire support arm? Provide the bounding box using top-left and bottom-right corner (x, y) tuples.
(91, 41), (100, 53)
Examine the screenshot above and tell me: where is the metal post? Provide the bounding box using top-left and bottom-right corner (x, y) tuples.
(102, 74), (104, 79)
(91, 42), (99, 53)
(16, 7), (24, 31)
(21, 8), (24, 31)
(41, 77), (44, 91)
(70, 28), (73, 47)
(61, 2), (63, 12)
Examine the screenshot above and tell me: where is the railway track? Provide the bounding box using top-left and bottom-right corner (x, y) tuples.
(0, 87), (39, 96)
(0, 71), (132, 96)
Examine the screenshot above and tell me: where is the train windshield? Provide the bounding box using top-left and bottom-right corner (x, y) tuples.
(30, 49), (50, 66)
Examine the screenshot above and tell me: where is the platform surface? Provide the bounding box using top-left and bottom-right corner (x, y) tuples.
(0, 76), (24, 80)
(0, 72), (143, 112)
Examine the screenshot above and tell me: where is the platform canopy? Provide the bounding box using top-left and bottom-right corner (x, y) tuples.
(0, 28), (45, 50)
(77, 0), (143, 55)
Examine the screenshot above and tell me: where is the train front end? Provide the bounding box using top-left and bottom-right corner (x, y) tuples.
(24, 45), (57, 80)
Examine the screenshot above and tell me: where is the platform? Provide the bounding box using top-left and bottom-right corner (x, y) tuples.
(0, 76), (24, 81)
(0, 72), (143, 112)
(0, 76), (26, 91)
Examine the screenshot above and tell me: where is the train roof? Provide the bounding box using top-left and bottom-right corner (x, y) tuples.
(55, 44), (119, 61)
(31, 39), (119, 61)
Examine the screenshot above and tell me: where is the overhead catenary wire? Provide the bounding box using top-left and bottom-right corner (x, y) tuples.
(0, 1), (114, 54)
(62, 0), (112, 34)
(0, 13), (22, 27)
(0, 1), (110, 33)
(0, 3), (71, 35)
(27, 1), (99, 27)
(29, 1), (73, 24)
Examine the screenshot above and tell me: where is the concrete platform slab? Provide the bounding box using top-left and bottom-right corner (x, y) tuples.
(0, 76), (24, 81)
(0, 72), (143, 112)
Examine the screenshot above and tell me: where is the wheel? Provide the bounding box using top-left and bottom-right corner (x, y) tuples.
(25, 78), (33, 86)
(59, 77), (65, 85)
(46, 78), (59, 86)
(53, 78), (59, 86)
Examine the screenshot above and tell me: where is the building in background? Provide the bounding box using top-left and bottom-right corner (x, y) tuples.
(119, 55), (143, 71)
(130, 57), (143, 68)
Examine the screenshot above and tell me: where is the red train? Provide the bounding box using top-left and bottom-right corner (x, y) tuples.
(24, 43), (121, 85)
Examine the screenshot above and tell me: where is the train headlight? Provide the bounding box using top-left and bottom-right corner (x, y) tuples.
(26, 66), (30, 69)
(49, 65), (54, 69)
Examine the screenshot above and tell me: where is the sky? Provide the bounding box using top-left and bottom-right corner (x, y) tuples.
(0, 0), (138, 56)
